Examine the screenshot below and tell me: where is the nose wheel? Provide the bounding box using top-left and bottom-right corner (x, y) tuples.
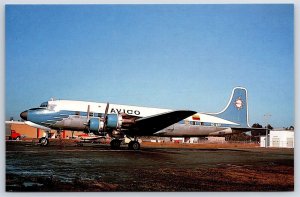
(39, 131), (50, 146)
(39, 137), (49, 146)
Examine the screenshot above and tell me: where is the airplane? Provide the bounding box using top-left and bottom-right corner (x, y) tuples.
(20, 87), (252, 150)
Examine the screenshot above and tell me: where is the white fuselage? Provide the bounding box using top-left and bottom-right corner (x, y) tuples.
(40, 100), (240, 136)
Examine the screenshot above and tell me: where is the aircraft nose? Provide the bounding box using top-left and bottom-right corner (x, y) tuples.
(20, 110), (28, 121)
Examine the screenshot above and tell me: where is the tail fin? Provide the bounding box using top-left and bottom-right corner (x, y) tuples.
(209, 87), (250, 127)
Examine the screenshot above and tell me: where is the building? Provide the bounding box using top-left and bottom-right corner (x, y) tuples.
(260, 130), (294, 148)
(5, 121), (82, 139)
(206, 137), (226, 143)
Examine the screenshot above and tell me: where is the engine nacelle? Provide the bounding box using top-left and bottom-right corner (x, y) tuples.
(106, 114), (123, 129)
(89, 114), (123, 133)
(89, 117), (104, 133)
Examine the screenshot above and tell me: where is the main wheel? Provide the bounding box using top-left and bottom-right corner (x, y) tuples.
(110, 139), (121, 149)
(128, 141), (140, 150)
(39, 137), (49, 146)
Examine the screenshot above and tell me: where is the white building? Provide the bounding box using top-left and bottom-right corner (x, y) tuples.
(206, 137), (226, 143)
(260, 130), (294, 148)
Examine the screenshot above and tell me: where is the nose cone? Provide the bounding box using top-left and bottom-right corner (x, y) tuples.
(20, 110), (28, 121)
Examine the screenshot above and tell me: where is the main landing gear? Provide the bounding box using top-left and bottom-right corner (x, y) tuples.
(110, 138), (140, 150)
(110, 139), (121, 149)
(128, 136), (140, 150)
(128, 141), (140, 150)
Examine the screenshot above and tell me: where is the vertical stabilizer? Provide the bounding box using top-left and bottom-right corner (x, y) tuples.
(208, 87), (249, 127)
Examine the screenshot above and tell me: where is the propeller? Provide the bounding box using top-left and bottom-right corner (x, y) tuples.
(84, 105), (91, 132)
(84, 102), (109, 133)
(87, 105), (90, 121)
(83, 105), (91, 126)
(102, 102), (109, 132)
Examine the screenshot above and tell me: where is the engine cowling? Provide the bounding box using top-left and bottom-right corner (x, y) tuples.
(106, 114), (122, 128)
(89, 117), (104, 133)
(89, 114), (123, 134)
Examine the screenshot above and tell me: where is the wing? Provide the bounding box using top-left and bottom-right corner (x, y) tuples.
(125, 110), (197, 136)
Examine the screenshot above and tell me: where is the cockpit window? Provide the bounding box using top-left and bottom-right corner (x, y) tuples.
(40, 102), (48, 108)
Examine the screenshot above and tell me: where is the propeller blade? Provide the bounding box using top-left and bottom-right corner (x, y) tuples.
(87, 105), (90, 121)
(104, 102), (109, 116)
(83, 105), (91, 127)
(103, 102), (109, 131)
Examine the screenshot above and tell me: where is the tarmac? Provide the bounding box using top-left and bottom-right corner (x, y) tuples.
(6, 140), (294, 191)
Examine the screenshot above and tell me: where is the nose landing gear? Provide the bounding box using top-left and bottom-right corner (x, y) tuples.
(38, 131), (50, 146)
(39, 137), (49, 146)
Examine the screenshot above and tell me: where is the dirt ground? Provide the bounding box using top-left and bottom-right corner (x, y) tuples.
(6, 140), (294, 192)
(142, 141), (259, 149)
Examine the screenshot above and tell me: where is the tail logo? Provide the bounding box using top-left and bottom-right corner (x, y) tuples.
(234, 97), (243, 110)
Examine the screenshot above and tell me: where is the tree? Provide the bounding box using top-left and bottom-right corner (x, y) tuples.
(251, 123), (265, 137)
(266, 124), (273, 130)
(252, 123), (263, 128)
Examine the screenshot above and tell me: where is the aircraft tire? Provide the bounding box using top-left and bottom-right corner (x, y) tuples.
(39, 137), (49, 146)
(129, 141), (140, 150)
(128, 141), (133, 149)
(110, 139), (121, 149)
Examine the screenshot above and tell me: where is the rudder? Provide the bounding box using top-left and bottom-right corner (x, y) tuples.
(210, 87), (249, 127)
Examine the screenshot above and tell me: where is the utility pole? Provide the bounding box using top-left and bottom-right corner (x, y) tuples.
(264, 114), (272, 148)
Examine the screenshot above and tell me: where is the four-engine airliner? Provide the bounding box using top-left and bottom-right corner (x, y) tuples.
(20, 87), (251, 150)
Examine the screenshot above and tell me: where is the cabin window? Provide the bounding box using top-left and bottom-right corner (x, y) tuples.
(89, 112), (94, 117)
(75, 111), (80, 115)
(40, 102), (48, 108)
(190, 121), (196, 125)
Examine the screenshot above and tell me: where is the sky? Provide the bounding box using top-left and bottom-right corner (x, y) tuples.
(5, 4), (294, 128)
